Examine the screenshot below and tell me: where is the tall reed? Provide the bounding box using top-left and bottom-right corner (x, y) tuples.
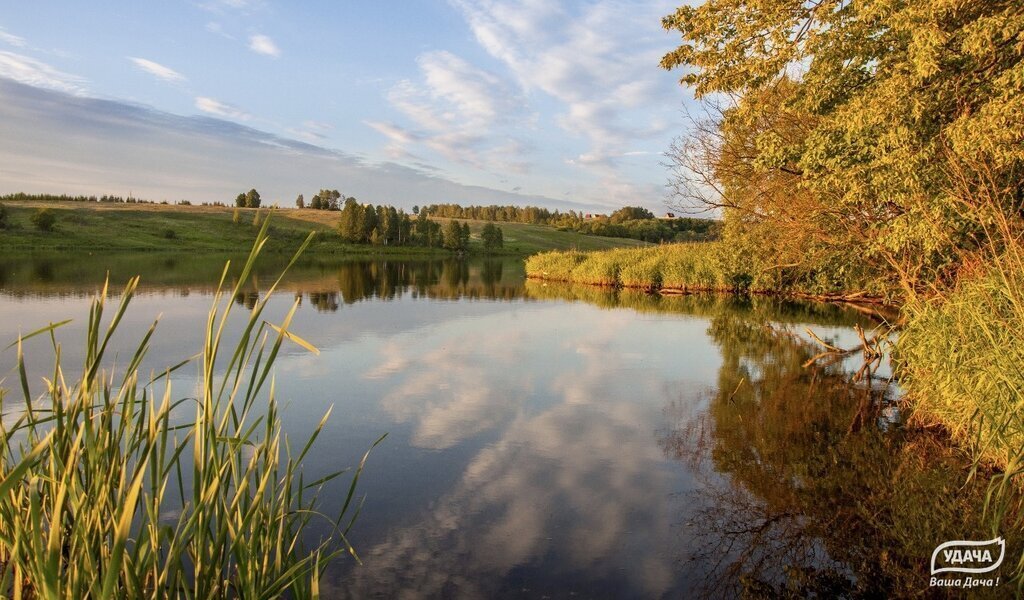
(0, 219), (380, 598)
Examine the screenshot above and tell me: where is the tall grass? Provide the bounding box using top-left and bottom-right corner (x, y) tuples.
(0, 219), (380, 598)
(526, 242), (877, 298)
(895, 242), (1024, 574)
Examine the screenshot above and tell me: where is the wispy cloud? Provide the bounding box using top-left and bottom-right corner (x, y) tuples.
(450, 0), (679, 194)
(374, 50), (528, 171)
(204, 21), (235, 40)
(195, 96), (249, 120)
(0, 28), (26, 48)
(248, 34), (279, 58)
(0, 50), (86, 94)
(0, 79), (585, 211)
(128, 57), (186, 82)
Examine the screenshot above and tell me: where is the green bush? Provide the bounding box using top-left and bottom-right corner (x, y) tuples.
(30, 208), (57, 232)
(0, 202), (8, 229)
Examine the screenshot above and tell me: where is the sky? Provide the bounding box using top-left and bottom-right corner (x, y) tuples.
(0, 1), (695, 213)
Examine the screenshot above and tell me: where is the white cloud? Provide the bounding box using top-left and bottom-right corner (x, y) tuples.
(194, 96), (249, 120)
(0, 51), (86, 95)
(0, 28), (26, 48)
(248, 34), (279, 58)
(0, 80), (592, 212)
(376, 50), (528, 171)
(128, 57), (186, 83)
(204, 21), (235, 40)
(450, 0), (680, 189)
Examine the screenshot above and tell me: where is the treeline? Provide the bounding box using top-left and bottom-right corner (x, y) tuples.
(423, 203), (719, 243)
(0, 192), (230, 207)
(0, 193), (158, 205)
(335, 199), (502, 252)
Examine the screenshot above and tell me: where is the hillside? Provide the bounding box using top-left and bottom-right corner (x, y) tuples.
(0, 200), (650, 255)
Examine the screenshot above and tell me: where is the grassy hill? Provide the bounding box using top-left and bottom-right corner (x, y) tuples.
(0, 200), (650, 255)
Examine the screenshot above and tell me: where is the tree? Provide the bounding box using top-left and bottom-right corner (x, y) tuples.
(460, 223), (471, 249)
(245, 189), (261, 209)
(338, 198), (361, 242)
(295, 194), (305, 209)
(31, 208), (56, 232)
(442, 220), (464, 251)
(481, 222), (504, 251)
(235, 193), (247, 208)
(310, 195), (323, 210)
(608, 206), (656, 223)
(660, 0), (1024, 294)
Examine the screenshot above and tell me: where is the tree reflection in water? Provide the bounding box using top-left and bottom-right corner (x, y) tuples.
(659, 309), (1021, 598)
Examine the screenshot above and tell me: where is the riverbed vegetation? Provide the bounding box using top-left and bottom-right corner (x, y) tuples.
(0, 221), (381, 598)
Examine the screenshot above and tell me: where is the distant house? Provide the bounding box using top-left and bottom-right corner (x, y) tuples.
(665, 212), (675, 218)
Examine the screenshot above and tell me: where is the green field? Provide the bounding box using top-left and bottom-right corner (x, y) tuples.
(0, 200), (648, 255)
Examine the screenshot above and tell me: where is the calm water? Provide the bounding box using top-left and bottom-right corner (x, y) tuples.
(0, 254), (1004, 598)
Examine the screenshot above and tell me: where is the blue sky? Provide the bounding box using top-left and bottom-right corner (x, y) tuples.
(0, 1), (694, 212)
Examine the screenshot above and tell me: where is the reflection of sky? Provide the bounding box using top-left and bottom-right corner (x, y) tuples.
(0, 275), (874, 598)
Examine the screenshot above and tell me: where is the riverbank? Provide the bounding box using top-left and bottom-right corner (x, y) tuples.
(0, 200), (649, 255)
(527, 243), (1024, 477)
(525, 243), (885, 302)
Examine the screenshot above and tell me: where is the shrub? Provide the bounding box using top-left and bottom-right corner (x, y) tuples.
(0, 202), (8, 229)
(30, 208), (57, 232)
(162, 228), (177, 240)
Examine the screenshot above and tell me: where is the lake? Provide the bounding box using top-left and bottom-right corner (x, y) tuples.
(0, 253), (1002, 598)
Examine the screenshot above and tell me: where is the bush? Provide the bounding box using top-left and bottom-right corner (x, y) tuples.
(31, 208), (57, 232)
(162, 228), (177, 240)
(0, 202), (8, 229)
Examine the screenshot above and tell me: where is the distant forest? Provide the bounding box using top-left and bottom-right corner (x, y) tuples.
(423, 203), (721, 243)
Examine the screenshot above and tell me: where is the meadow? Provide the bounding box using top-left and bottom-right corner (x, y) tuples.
(0, 200), (647, 255)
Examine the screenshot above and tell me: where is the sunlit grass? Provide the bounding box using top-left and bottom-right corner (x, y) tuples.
(0, 218), (381, 598)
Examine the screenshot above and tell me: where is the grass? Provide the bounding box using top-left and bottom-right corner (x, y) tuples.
(0, 219), (380, 598)
(892, 238), (1024, 582)
(526, 244), (732, 291)
(0, 201), (647, 256)
(526, 243), (878, 299)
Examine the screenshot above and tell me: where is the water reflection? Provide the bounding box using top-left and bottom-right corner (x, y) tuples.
(0, 253), (525, 303)
(0, 257), (1016, 598)
(658, 308), (1019, 598)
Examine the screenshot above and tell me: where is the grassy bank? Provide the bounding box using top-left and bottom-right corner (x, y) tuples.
(525, 243), (881, 300)
(895, 248), (1024, 473)
(0, 201), (646, 255)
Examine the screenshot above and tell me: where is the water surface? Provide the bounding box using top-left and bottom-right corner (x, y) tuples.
(0, 253), (1004, 598)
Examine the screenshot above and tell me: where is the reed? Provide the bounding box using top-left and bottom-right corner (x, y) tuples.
(0, 218), (380, 598)
(895, 241), (1024, 541)
(527, 243), (734, 292)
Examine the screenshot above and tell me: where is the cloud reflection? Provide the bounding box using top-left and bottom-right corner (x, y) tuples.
(338, 306), (700, 598)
